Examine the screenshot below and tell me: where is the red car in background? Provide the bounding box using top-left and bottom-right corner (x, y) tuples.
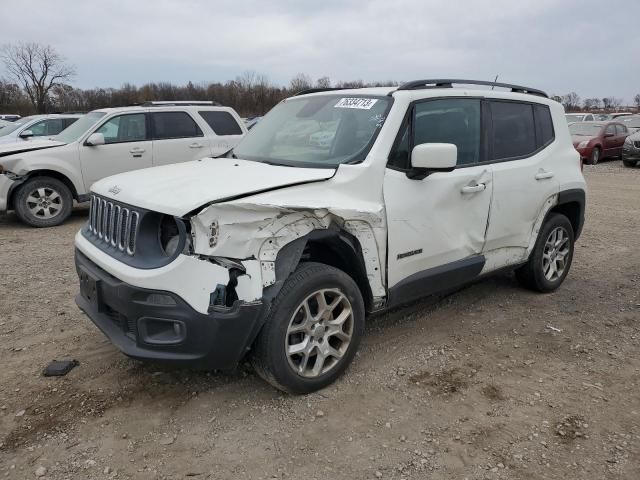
(570, 121), (629, 164)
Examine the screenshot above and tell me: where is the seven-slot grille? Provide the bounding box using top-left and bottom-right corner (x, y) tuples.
(88, 195), (140, 255)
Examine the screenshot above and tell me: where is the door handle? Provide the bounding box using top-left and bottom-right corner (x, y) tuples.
(461, 183), (486, 194)
(535, 170), (554, 180)
(189, 143), (203, 149)
(129, 147), (145, 153)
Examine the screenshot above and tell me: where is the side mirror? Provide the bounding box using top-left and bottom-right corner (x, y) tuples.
(85, 132), (105, 146)
(408, 143), (457, 179)
(19, 129), (34, 138)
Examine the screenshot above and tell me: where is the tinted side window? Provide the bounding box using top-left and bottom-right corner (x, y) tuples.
(44, 119), (66, 135)
(96, 114), (147, 144)
(616, 124), (627, 135)
(489, 101), (536, 160)
(63, 118), (79, 129)
(605, 124), (616, 135)
(152, 112), (203, 140)
(198, 111), (243, 135)
(534, 104), (555, 147)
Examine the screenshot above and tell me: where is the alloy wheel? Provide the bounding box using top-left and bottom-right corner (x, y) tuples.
(542, 226), (570, 282)
(25, 187), (63, 219)
(285, 288), (354, 378)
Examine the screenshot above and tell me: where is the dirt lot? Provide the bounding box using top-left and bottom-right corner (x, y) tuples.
(0, 161), (639, 479)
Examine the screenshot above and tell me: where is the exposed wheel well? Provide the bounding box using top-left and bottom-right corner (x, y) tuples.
(549, 201), (581, 238)
(9, 170), (79, 210)
(269, 229), (374, 313)
(302, 237), (373, 312)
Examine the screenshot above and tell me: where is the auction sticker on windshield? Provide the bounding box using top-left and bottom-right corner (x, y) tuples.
(334, 98), (378, 109)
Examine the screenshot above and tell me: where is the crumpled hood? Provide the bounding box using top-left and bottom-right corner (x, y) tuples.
(91, 157), (336, 216)
(0, 138), (66, 157)
(572, 135), (595, 147)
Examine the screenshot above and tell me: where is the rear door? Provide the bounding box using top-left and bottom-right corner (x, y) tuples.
(79, 113), (152, 189)
(197, 110), (246, 155)
(150, 111), (210, 166)
(484, 101), (559, 252)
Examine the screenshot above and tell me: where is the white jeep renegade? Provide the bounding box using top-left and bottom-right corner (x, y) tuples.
(0, 101), (246, 227)
(74, 80), (586, 394)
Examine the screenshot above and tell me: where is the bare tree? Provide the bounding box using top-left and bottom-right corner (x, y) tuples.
(601, 97), (622, 111)
(609, 97), (623, 110)
(1, 42), (75, 113)
(562, 92), (581, 111)
(289, 73), (312, 93)
(316, 76), (331, 88)
(635, 94), (640, 112)
(583, 98), (601, 110)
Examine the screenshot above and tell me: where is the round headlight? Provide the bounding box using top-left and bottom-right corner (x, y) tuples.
(159, 215), (182, 257)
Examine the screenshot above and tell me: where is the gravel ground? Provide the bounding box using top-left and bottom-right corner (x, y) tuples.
(0, 160), (639, 479)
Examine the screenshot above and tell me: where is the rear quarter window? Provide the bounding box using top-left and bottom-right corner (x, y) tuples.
(198, 111), (243, 136)
(534, 104), (555, 147)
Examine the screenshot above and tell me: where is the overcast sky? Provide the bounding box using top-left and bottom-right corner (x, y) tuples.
(1, 0), (638, 102)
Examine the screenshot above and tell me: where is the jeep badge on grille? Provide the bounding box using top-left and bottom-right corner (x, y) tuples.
(108, 185), (121, 195)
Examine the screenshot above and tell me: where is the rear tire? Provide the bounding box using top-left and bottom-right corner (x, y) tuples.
(516, 213), (575, 293)
(588, 147), (601, 165)
(251, 262), (365, 394)
(14, 177), (73, 227)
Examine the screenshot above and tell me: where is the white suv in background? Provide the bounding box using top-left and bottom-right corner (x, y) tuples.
(74, 80), (586, 394)
(0, 114), (82, 145)
(0, 102), (247, 226)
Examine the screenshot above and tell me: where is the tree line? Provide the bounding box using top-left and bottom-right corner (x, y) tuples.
(1, 42), (638, 117)
(556, 92), (640, 113)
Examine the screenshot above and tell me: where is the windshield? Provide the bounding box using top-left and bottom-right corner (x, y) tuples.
(232, 95), (392, 167)
(565, 114), (584, 123)
(55, 112), (106, 143)
(569, 123), (603, 136)
(0, 116), (39, 137)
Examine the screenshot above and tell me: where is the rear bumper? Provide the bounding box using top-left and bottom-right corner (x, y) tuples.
(74, 250), (265, 370)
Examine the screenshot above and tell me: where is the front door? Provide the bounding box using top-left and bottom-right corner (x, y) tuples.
(79, 113), (152, 190)
(384, 98), (493, 301)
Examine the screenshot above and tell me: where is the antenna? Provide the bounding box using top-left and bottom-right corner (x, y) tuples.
(492, 75), (499, 90)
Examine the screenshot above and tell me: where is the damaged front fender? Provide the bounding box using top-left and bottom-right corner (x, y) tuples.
(190, 201), (387, 303)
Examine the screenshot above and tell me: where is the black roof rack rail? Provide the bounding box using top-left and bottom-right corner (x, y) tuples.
(294, 87), (355, 96)
(138, 100), (221, 107)
(394, 79), (548, 98)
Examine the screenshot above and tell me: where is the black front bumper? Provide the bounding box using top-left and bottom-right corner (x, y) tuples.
(622, 149), (640, 162)
(74, 251), (265, 371)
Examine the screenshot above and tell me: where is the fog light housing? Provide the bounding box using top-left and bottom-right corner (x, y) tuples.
(138, 317), (186, 345)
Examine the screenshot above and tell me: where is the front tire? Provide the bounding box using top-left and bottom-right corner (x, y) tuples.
(251, 262), (365, 394)
(14, 177), (73, 227)
(588, 147), (601, 165)
(623, 159), (637, 168)
(516, 213), (575, 293)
